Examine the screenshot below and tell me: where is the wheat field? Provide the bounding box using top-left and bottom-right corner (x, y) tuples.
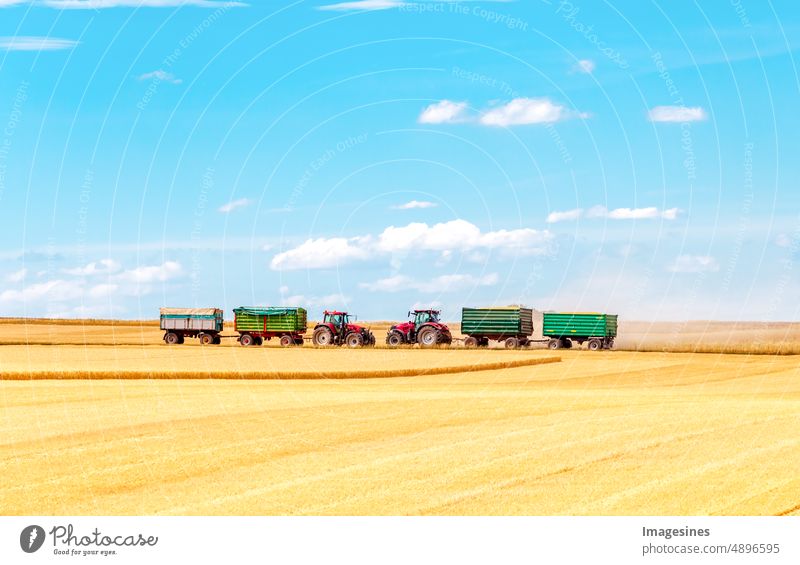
(1, 340), (799, 515)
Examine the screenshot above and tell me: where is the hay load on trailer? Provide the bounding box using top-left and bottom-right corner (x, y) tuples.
(461, 306), (534, 349)
(233, 306), (307, 347)
(160, 307), (224, 345)
(543, 312), (618, 350)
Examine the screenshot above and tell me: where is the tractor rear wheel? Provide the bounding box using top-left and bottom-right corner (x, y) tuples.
(313, 327), (334, 346)
(386, 331), (404, 347)
(345, 332), (364, 348)
(198, 333), (214, 346)
(505, 337), (519, 349)
(239, 334), (254, 347)
(165, 332), (180, 345)
(279, 335), (294, 347)
(548, 339), (561, 350)
(588, 339), (602, 351)
(417, 327), (439, 348)
(464, 336), (478, 348)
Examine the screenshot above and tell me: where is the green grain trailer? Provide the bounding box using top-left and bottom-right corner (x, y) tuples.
(542, 312), (618, 351)
(233, 306), (307, 347)
(461, 306), (534, 349)
(160, 307), (224, 345)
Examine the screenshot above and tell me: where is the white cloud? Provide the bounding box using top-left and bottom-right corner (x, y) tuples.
(137, 69), (182, 84)
(480, 97), (585, 126)
(270, 237), (372, 270)
(0, 36), (78, 51)
(271, 220), (553, 271)
(114, 261), (183, 283)
(418, 100), (468, 124)
(361, 272), (498, 293)
(546, 208), (582, 223)
(63, 259), (122, 276)
(88, 283), (118, 298)
(547, 206), (681, 222)
(575, 59), (595, 73)
(318, 0), (405, 10)
(41, 0), (246, 8)
(0, 279), (84, 304)
(5, 268), (27, 282)
(648, 105), (707, 123)
(669, 255), (719, 273)
(218, 198), (253, 213)
(392, 200), (437, 210)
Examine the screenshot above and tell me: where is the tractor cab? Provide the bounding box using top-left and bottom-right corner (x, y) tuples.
(411, 309), (441, 328)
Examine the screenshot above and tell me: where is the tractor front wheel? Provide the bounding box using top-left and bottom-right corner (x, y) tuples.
(345, 332), (364, 348)
(417, 327), (439, 348)
(313, 327), (334, 346)
(386, 331), (404, 347)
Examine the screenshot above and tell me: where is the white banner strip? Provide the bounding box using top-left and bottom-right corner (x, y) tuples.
(2, 517), (797, 565)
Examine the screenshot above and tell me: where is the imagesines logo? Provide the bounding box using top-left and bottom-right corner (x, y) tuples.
(20, 525), (45, 553)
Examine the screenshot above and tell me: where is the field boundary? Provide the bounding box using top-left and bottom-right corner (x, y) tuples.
(0, 355), (560, 380)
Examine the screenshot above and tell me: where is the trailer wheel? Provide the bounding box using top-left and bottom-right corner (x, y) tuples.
(279, 335), (294, 347)
(588, 339), (602, 351)
(165, 332), (180, 345)
(548, 339), (561, 350)
(345, 332), (364, 348)
(240, 334), (254, 347)
(198, 333), (214, 346)
(464, 336), (478, 348)
(386, 331), (404, 347)
(504, 337), (519, 349)
(417, 327), (439, 348)
(312, 327), (334, 346)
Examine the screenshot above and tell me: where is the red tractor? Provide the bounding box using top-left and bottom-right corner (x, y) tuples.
(311, 310), (376, 348)
(386, 309), (452, 348)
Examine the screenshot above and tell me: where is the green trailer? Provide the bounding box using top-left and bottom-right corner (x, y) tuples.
(461, 306), (534, 349)
(233, 307), (307, 347)
(542, 312), (618, 351)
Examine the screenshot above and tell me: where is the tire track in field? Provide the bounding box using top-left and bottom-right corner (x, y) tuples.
(405, 414), (797, 515)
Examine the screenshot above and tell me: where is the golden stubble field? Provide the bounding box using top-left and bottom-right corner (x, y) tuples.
(2, 320), (800, 516)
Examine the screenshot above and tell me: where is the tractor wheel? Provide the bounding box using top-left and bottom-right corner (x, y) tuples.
(165, 332), (180, 345)
(198, 333), (214, 346)
(386, 331), (404, 347)
(548, 339), (561, 350)
(279, 335), (294, 347)
(464, 336), (479, 348)
(504, 337), (519, 349)
(417, 327), (439, 348)
(239, 334), (254, 347)
(312, 327), (334, 346)
(345, 332), (364, 348)
(588, 339), (602, 351)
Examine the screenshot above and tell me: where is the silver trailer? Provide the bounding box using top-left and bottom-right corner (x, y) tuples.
(160, 307), (224, 345)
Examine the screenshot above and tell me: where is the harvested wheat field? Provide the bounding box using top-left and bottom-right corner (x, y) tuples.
(2, 346), (800, 516)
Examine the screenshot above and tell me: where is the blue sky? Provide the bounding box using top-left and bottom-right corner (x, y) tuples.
(0, 0), (798, 321)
